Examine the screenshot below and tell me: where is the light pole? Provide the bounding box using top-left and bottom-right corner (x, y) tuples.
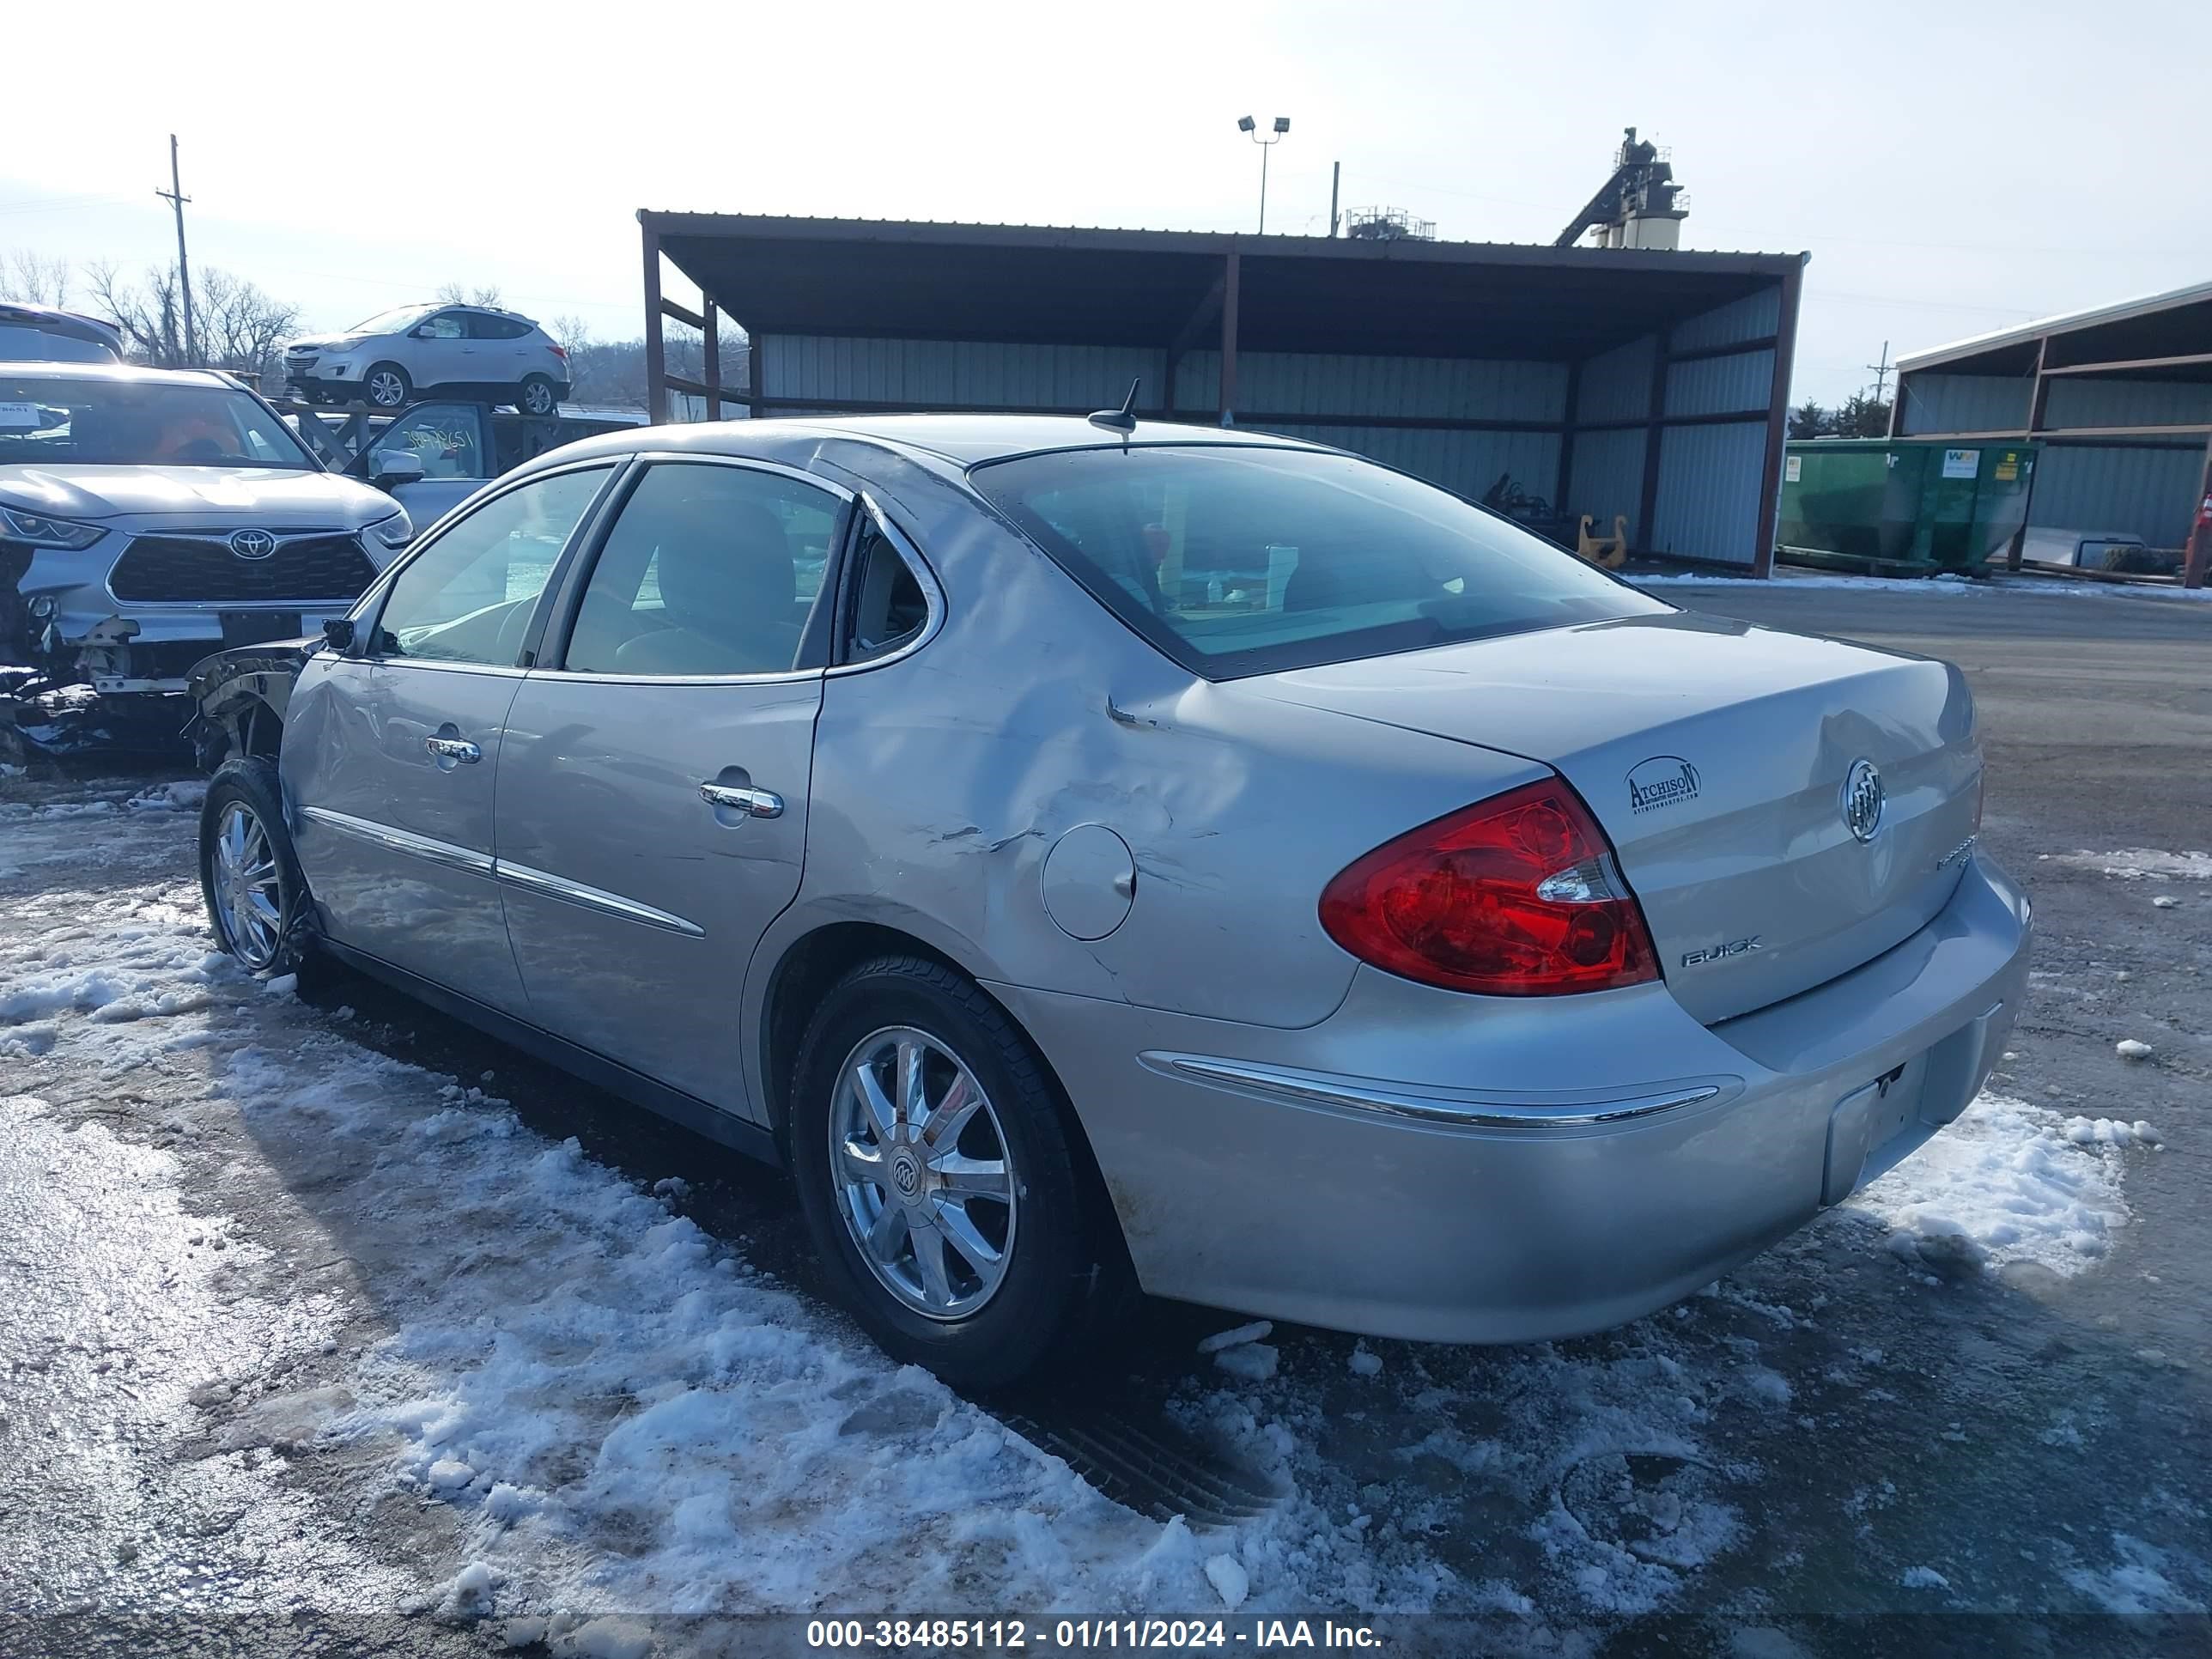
(1237, 115), (1290, 234)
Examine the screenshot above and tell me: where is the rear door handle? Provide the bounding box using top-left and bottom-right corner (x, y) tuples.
(700, 781), (783, 819)
(425, 736), (482, 763)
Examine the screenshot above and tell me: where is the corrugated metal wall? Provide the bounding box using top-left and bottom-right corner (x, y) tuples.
(1668, 289), (1781, 354)
(1896, 373), (2033, 435)
(1651, 424), (1771, 565)
(759, 336), (1162, 409)
(2033, 446), (2203, 547)
(2042, 378), (2212, 430)
(1174, 351), (1565, 421)
(1569, 427), (1645, 541)
(1666, 349), (1776, 418)
(1575, 336), (1656, 425)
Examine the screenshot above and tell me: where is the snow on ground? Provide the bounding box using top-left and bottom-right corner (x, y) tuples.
(0, 786), (2184, 1633)
(1632, 572), (2212, 602)
(2045, 848), (2212, 881)
(1847, 1094), (2146, 1276)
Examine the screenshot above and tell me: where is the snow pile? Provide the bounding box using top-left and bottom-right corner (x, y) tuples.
(2063, 1534), (2209, 1614)
(2063, 1115), (2161, 1147)
(1635, 574), (1979, 595)
(1848, 1093), (2136, 1273)
(2050, 848), (2212, 881)
(2114, 1039), (2154, 1062)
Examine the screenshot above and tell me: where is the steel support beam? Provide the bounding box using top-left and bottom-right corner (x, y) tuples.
(1218, 249), (1240, 427)
(1749, 260), (1805, 580)
(641, 222), (668, 424)
(702, 295), (720, 422)
(1636, 331), (1669, 555)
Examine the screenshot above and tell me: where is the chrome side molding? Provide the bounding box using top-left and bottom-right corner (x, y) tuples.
(1142, 1051), (1728, 1130)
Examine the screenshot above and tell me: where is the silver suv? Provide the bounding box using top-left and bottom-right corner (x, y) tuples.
(0, 362), (414, 696)
(283, 303), (572, 416)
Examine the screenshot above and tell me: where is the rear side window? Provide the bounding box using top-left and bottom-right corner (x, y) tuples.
(969, 445), (1668, 679)
(842, 521), (929, 662)
(467, 314), (533, 341)
(562, 462), (838, 678)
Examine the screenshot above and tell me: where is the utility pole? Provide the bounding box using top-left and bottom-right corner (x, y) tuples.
(1865, 340), (1893, 404)
(155, 134), (197, 366)
(1329, 161), (1340, 238)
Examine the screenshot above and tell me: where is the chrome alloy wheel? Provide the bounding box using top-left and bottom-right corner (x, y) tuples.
(367, 368), (406, 407)
(211, 801), (283, 969)
(829, 1025), (1018, 1321)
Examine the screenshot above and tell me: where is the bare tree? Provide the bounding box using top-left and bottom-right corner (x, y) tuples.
(84, 261), (300, 383)
(0, 249), (74, 307)
(437, 281), (503, 307)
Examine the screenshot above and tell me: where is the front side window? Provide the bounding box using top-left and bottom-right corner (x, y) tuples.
(562, 462), (838, 677)
(372, 466), (611, 664)
(417, 313), (466, 341)
(0, 375), (317, 470)
(969, 445), (1669, 679)
(365, 404), (485, 481)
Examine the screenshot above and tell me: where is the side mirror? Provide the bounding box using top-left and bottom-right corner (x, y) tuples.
(371, 449), (427, 490)
(321, 617), (356, 652)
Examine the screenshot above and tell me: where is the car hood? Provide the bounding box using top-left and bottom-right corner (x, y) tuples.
(0, 465), (396, 529)
(283, 332), (356, 350)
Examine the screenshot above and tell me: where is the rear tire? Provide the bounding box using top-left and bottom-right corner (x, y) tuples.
(198, 757), (315, 979)
(788, 956), (1131, 1391)
(517, 374), (557, 416)
(362, 362), (411, 410)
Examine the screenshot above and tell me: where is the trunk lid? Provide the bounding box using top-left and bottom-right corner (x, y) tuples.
(1249, 611), (1981, 1024)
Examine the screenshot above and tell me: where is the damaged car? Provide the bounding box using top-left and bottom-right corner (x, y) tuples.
(1, 362), (415, 696)
(191, 413), (2031, 1389)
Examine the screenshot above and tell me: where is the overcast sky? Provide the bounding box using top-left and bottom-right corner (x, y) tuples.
(7, 1), (2204, 408)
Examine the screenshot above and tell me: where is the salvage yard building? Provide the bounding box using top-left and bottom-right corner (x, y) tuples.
(637, 214), (1808, 574)
(1893, 280), (2212, 563)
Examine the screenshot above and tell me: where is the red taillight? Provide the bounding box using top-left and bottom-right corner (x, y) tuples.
(550, 343), (569, 362)
(1319, 779), (1659, 996)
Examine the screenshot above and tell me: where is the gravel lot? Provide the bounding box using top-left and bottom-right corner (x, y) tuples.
(2, 579), (2206, 1656)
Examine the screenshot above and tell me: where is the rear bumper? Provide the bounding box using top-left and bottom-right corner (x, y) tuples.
(991, 853), (2031, 1343)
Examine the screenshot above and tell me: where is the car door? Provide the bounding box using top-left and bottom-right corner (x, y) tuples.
(492, 456), (849, 1115)
(359, 402), (491, 526)
(283, 461), (619, 1009)
(475, 314), (535, 389)
(403, 309), (472, 393)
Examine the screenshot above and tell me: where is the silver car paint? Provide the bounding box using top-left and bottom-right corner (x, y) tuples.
(2, 366), (408, 690)
(281, 415), (2030, 1344)
(285, 307), (568, 408)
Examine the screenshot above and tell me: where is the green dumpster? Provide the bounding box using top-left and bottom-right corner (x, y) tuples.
(1778, 438), (2040, 575)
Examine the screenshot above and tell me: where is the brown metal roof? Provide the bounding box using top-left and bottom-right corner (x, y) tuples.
(639, 212), (1804, 361)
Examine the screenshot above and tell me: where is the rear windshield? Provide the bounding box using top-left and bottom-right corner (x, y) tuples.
(969, 444), (1668, 678)
(0, 374), (317, 470)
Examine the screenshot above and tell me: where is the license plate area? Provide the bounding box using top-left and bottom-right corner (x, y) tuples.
(219, 611), (302, 647)
(1821, 1052), (1931, 1206)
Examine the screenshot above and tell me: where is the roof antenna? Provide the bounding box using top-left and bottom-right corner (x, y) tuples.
(1087, 378), (1140, 439)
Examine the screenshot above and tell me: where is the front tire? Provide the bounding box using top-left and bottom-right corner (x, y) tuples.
(517, 374), (557, 416)
(362, 362), (411, 410)
(789, 957), (1128, 1391)
(198, 757), (314, 977)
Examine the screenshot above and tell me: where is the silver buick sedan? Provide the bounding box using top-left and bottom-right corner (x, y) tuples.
(191, 414), (2031, 1389)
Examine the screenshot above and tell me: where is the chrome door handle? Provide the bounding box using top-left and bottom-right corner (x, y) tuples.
(425, 736), (482, 763)
(699, 781), (783, 818)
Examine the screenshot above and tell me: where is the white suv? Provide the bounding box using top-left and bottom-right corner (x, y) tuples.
(283, 303), (572, 415)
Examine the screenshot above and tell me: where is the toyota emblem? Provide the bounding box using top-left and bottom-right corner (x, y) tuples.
(1843, 759), (1884, 842)
(228, 528), (276, 560)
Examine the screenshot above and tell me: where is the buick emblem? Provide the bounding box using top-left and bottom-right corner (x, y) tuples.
(1843, 759), (1884, 842)
(228, 528), (276, 560)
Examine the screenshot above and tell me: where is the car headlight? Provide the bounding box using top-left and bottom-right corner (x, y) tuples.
(0, 505), (105, 550)
(365, 508), (414, 550)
